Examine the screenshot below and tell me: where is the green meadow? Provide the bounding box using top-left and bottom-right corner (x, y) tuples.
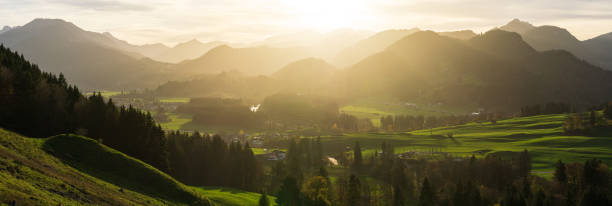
(340, 98), (477, 127)
(159, 97), (191, 103)
(318, 114), (612, 178)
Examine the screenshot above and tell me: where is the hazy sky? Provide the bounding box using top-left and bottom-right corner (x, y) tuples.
(2, 0), (612, 45)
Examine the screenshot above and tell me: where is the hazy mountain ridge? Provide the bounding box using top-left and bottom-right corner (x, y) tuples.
(499, 18), (612, 70)
(176, 44), (312, 76)
(0, 18), (172, 89)
(154, 39), (226, 63)
(272, 58), (336, 93)
(340, 30), (612, 111)
(259, 29), (373, 61)
(333, 28), (478, 67)
(0, 26), (12, 34)
(332, 28), (421, 67)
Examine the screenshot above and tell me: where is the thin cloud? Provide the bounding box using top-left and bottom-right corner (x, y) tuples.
(1, 0), (612, 44)
(48, 0), (153, 11)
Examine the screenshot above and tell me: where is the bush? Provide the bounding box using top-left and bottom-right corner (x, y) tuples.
(604, 102), (612, 120)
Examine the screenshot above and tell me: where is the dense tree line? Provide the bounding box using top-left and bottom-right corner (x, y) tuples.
(0, 45), (168, 170)
(604, 102), (612, 120)
(563, 110), (608, 135)
(166, 131), (262, 191)
(261, 93), (339, 128)
(520, 102), (572, 117)
(179, 97), (264, 128)
(334, 113), (374, 132)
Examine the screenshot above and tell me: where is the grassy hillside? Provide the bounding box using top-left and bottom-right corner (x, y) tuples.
(42, 134), (213, 206)
(197, 187), (277, 206)
(320, 114), (612, 178)
(0, 128), (272, 205)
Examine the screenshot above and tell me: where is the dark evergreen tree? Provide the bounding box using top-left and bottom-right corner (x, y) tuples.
(277, 177), (301, 206)
(501, 185), (526, 206)
(348, 175), (362, 206)
(418, 178), (435, 206)
(518, 149), (531, 177)
(259, 193), (271, 206)
(604, 102), (612, 120)
(554, 160), (567, 184)
(353, 141), (363, 171)
(392, 159), (409, 206)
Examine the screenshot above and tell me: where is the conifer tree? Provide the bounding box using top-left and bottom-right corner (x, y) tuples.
(259, 193), (270, 206)
(418, 178), (435, 206)
(554, 160), (567, 184)
(353, 141), (363, 171)
(348, 174), (361, 206)
(277, 177), (301, 206)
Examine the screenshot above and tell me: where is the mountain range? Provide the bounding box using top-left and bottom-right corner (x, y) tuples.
(2, 17), (612, 105)
(153, 39), (226, 63)
(175, 45), (312, 76)
(332, 28), (477, 67)
(339, 30), (612, 111)
(500, 18), (612, 70)
(0, 19), (172, 89)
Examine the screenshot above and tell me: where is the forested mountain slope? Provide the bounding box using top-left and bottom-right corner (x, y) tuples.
(500, 19), (612, 71)
(340, 30), (612, 111)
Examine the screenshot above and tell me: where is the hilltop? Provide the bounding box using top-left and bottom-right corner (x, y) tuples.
(176, 45), (311, 76)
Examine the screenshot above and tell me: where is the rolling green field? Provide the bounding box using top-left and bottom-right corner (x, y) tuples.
(196, 187), (276, 206)
(319, 114), (612, 178)
(85, 90), (122, 97)
(160, 97), (191, 103)
(0, 128), (271, 206)
(340, 98), (476, 127)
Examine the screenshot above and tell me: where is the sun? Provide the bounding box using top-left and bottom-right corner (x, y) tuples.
(282, 0), (370, 32)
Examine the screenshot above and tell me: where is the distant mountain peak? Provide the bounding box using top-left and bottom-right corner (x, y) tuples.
(526, 25), (579, 42)
(102, 32), (114, 37)
(500, 18), (535, 34)
(0, 26), (11, 34)
(593, 32), (612, 40)
(186, 38), (202, 44)
(27, 18), (76, 27)
(173, 39), (203, 48)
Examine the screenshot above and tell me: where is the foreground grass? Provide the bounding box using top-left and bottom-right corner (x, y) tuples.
(0, 129), (178, 205)
(196, 187), (277, 206)
(0, 128), (272, 205)
(320, 114), (612, 178)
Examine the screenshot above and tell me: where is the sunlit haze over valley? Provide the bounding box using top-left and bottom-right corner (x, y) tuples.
(2, 1), (612, 205)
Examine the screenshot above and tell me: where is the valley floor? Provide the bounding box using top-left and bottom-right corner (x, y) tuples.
(317, 114), (612, 178)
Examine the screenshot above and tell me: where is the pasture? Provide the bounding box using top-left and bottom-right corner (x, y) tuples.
(318, 114), (612, 178)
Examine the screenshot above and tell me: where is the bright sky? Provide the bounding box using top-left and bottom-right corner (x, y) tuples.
(2, 0), (612, 45)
